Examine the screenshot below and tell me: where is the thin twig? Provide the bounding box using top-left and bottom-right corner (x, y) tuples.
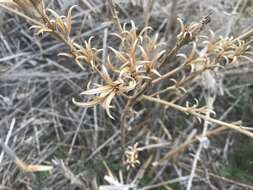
(142, 95), (253, 138)
(107, 0), (123, 33)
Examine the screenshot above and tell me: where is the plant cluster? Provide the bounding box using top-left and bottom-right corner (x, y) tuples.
(1, 0), (253, 189)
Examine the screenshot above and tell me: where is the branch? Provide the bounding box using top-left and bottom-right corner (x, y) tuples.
(142, 95), (253, 139)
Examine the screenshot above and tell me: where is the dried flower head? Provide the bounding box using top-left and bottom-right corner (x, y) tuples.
(29, 5), (102, 71)
(110, 22), (165, 77)
(177, 15), (210, 46)
(60, 37), (100, 70)
(31, 5), (75, 37)
(124, 143), (140, 170)
(202, 32), (253, 67)
(73, 65), (136, 119)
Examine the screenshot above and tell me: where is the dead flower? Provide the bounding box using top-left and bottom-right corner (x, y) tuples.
(60, 37), (100, 70)
(124, 143), (140, 170)
(73, 65), (136, 119)
(31, 5), (76, 39)
(177, 15), (210, 46)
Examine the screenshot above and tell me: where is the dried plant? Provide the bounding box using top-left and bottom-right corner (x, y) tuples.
(124, 143), (140, 170)
(0, 138), (53, 173)
(1, 0), (253, 189)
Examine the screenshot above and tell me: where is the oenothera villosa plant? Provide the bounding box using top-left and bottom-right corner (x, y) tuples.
(1, 0), (253, 170)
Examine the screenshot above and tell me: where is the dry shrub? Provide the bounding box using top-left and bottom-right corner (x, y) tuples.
(0, 0), (253, 189)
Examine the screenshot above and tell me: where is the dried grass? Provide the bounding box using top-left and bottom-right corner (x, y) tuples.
(0, 0), (253, 189)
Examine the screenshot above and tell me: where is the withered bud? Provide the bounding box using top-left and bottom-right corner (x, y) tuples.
(177, 14), (211, 47)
